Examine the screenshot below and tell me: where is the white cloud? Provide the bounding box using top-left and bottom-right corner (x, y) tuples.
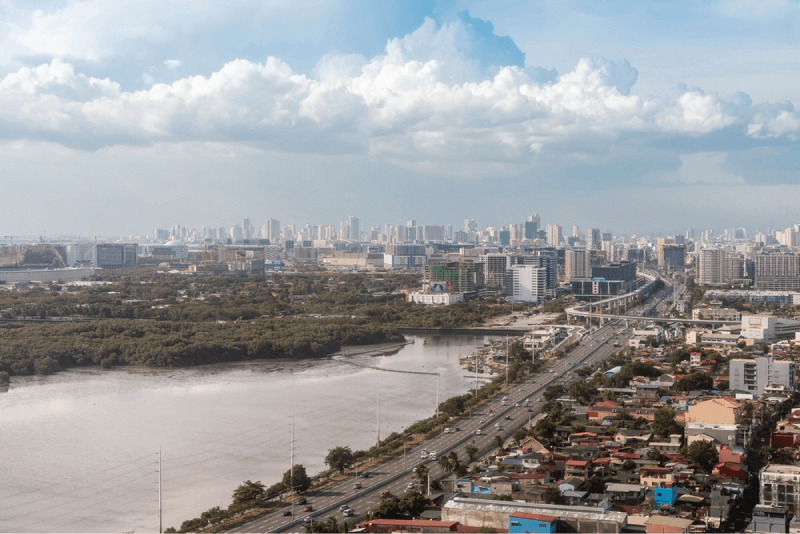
(164, 59), (181, 70)
(0, 15), (796, 171)
(654, 152), (745, 185)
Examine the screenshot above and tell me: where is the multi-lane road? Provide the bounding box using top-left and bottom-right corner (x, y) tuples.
(233, 318), (639, 533)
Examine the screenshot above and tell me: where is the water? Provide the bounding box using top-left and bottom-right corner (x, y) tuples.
(0, 334), (494, 533)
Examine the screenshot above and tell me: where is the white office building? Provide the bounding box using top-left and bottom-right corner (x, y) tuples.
(506, 265), (547, 304)
(730, 355), (794, 394)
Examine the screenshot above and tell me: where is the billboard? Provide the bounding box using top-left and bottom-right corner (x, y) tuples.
(430, 282), (446, 293)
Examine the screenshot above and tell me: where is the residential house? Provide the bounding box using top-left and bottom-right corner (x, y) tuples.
(640, 466), (676, 488)
(645, 515), (694, 533)
(685, 397), (743, 425)
(564, 459), (590, 480)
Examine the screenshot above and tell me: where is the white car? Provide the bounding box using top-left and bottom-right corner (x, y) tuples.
(476, 429), (482, 435)
(407, 482), (415, 489)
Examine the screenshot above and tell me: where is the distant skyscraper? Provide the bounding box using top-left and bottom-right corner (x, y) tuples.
(242, 218), (251, 239)
(348, 216), (360, 242)
(464, 219), (477, 233)
(564, 249), (591, 281)
(546, 224), (562, 246)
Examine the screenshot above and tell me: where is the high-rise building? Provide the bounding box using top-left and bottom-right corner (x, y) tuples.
(242, 218), (252, 239)
(423, 225), (444, 241)
(660, 244), (686, 272)
(755, 253), (800, 291)
(262, 218), (281, 244)
(482, 254), (512, 288)
(588, 227), (600, 249)
(546, 224), (562, 246)
(464, 219), (477, 233)
(348, 216), (360, 242)
(506, 265), (547, 303)
(524, 215), (540, 240)
(564, 248), (591, 281)
(697, 248), (725, 285)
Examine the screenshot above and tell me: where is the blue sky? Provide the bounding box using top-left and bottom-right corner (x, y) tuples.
(1, 0), (799, 237)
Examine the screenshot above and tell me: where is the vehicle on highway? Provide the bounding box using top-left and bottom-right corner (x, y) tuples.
(354, 482), (361, 489)
(505, 415), (511, 420)
(297, 497), (307, 505)
(515, 403), (520, 407)
(480, 418), (485, 423)
(359, 472), (369, 478)
(443, 427), (451, 433)
(431, 454), (437, 460)
(476, 429), (482, 435)
(455, 427), (460, 431)
(304, 505), (313, 512)
(340, 505), (350, 511)
(304, 516), (314, 523)
(407, 482), (414, 489)
(344, 509), (354, 517)
(282, 510), (292, 516)
(420, 452), (428, 459)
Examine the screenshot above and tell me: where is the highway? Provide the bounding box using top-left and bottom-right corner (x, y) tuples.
(232, 319), (638, 533)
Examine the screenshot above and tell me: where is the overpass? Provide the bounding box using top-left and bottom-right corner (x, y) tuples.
(566, 270), (739, 327)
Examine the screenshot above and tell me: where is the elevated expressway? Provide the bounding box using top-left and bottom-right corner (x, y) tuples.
(566, 270), (739, 328)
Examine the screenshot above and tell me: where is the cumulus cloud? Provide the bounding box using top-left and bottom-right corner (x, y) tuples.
(164, 59), (181, 70)
(0, 13), (797, 170)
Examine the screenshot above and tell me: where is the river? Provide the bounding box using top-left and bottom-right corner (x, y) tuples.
(0, 334), (496, 533)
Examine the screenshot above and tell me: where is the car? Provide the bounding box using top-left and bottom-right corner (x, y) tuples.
(480, 418), (485, 423)
(420, 452), (428, 459)
(297, 497), (307, 505)
(407, 482), (415, 489)
(443, 427), (451, 433)
(431, 454), (437, 460)
(340, 505), (350, 511)
(455, 427), (460, 431)
(304, 505), (313, 512)
(476, 429), (482, 435)
(412, 467), (417, 472)
(515, 403), (520, 407)
(504, 415), (511, 420)
(304, 516), (313, 523)
(430, 451), (436, 456)
(343, 509), (354, 517)
(283, 510), (292, 516)
(359, 472), (369, 478)
(354, 482), (362, 489)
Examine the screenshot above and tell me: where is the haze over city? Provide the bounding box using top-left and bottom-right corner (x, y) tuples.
(1, 0), (800, 236)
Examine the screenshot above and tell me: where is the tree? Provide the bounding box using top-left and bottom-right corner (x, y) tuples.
(768, 448), (796, 465)
(513, 428), (529, 445)
(325, 446), (355, 474)
(543, 486), (566, 504)
(674, 371), (714, 391)
(413, 464), (428, 485)
(465, 445), (479, 462)
(543, 384), (566, 402)
(231, 480), (266, 506)
(646, 449), (665, 463)
(282, 464), (312, 493)
(492, 494), (513, 501)
(653, 407), (682, 438)
(438, 455), (453, 474)
(493, 435), (505, 453)
(570, 381), (595, 404)
(622, 459), (636, 470)
(685, 440), (719, 473)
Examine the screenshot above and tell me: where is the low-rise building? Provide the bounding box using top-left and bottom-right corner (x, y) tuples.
(760, 464), (800, 514)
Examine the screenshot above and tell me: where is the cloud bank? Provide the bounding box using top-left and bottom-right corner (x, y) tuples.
(0, 12), (797, 175)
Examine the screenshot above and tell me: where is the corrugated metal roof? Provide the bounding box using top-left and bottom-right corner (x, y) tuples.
(443, 497), (627, 523)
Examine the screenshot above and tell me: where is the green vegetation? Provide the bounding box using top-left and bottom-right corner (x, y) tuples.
(324, 446), (355, 475)
(0, 318), (403, 376)
(684, 440), (719, 473)
(0, 271), (517, 376)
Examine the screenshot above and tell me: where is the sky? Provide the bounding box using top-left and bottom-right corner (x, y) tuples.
(1, 0), (800, 238)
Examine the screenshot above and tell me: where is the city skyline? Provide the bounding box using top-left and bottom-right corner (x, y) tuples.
(2, 2), (800, 235)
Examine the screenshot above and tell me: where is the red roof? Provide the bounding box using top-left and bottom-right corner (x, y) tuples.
(510, 512), (557, 522)
(565, 459), (589, 467)
(595, 400), (621, 409)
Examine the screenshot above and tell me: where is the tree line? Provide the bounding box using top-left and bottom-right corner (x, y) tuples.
(0, 318), (403, 376)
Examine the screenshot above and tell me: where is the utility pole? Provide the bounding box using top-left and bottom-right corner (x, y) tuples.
(159, 446), (162, 534)
(506, 335), (509, 383)
(475, 351), (478, 397)
(436, 371), (439, 419)
(291, 410), (294, 519)
(376, 381), (380, 449)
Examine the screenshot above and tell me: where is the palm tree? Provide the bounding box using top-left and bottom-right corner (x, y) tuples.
(465, 445), (479, 462)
